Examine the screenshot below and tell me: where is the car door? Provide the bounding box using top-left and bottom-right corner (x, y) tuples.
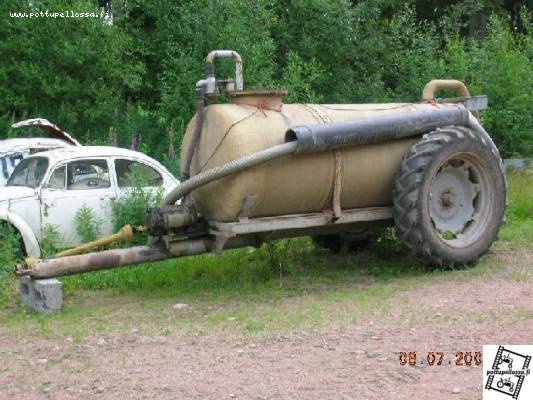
(40, 158), (116, 247)
(113, 158), (165, 201)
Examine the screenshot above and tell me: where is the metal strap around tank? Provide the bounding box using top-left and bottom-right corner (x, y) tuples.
(303, 104), (343, 219)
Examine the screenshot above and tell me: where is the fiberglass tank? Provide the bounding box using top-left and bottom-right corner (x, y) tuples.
(180, 90), (455, 222)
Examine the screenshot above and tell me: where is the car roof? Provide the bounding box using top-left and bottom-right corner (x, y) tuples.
(32, 146), (153, 162)
(0, 138), (72, 156)
(27, 146), (177, 178)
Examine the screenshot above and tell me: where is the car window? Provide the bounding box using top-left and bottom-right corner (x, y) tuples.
(66, 159), (110, 190)
(115, 159), (163, 188)
(1, 153), (24, 181)
(48, 165), (66, 190)
(6, 157), (49, 188)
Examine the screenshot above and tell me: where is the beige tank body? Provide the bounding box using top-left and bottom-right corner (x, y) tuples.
(181, 94), (452, 222)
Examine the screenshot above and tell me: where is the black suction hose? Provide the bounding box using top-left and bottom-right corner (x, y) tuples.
(285, 105), (469, 153)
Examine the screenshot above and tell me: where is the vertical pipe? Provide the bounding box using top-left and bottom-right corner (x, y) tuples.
(181, 82), (206, 181)
(204, 50), (243, 93)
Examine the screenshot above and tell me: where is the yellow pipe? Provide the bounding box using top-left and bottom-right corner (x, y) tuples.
(54, 225), (135, 257)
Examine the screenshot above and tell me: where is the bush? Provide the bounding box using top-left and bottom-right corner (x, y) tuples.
(0, 0), (140, 141)
(472, 16), (533, 157)
(40, 224), (62, 257)
(113, 178), (162, 244)
(75, 204), (102, 243)
(0, 223), (22, 308)
(0, 0), (531, 158)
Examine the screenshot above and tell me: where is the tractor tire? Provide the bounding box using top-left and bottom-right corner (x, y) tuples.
(393, 125), (506, 267)
(313, 230), (374, 253)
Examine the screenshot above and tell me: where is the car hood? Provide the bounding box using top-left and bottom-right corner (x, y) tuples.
(11, 118), (80, 146)
(0, 186), (36, 202)
(0, 138), (72, 157)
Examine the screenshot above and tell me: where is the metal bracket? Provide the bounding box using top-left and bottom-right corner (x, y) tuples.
(238, 195), (257, 222)
(436, 95), (488, 111)
(209, 206), (393, 236)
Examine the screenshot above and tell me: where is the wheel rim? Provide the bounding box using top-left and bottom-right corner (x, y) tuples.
(428, 153), (493, 248)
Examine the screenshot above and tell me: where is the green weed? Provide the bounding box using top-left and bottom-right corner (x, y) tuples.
(75, 204), (101, 243)
(0, 222), (21, 309)
(499, 170), (533, 247)
(40, 224), (63, 257)
(112, 176), (162, 244)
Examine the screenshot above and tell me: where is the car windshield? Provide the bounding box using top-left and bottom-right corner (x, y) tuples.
(6, 157), (49, 188)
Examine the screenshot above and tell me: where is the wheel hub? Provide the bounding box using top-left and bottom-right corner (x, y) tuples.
(430, 162), (478, 236)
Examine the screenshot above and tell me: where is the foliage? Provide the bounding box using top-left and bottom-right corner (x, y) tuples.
(112, 177), (162, 244)
(0, 0), (530, 158)
(75, 204), (102, 243)
(0, 0), (141, 141)
(0, 223), (21, 309)
(40, 224), (62, 257)
(281, 52), (324, 103)
(499, 170), (533, 246)
(471, 15), (533, 156)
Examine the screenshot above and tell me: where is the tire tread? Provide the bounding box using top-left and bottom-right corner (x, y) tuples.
(393, 125), (505, 267)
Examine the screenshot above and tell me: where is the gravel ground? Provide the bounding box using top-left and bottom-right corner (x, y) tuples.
(1, 251), (532, 399)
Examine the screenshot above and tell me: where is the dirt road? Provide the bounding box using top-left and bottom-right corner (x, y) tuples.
(1, 250), (532, 399)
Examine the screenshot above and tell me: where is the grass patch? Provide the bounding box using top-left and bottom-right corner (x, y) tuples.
(58, 241), (420, 303)
(0, 223), (22, 310)
(58, 229), (424, 298)
(1, 171), (531, 337)
(1, 235), (426, 338)
(498, 170), (533, 248)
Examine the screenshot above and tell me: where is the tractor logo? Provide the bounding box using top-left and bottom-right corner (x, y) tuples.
(484, 346), (532, 399)
(496, 352), (514, 370)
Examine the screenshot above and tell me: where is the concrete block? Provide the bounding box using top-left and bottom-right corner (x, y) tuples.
(20, 276), (63, 313)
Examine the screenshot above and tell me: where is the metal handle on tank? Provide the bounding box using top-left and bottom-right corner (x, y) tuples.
(422, 80), (470, 101)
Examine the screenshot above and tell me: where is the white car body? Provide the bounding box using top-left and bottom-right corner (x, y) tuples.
(0, 146), (179, 257)
(0, 138), (74, 186)
(1, 118), (81, 186)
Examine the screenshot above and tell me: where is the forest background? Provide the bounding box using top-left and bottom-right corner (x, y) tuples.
(1, 0), (531, 175)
